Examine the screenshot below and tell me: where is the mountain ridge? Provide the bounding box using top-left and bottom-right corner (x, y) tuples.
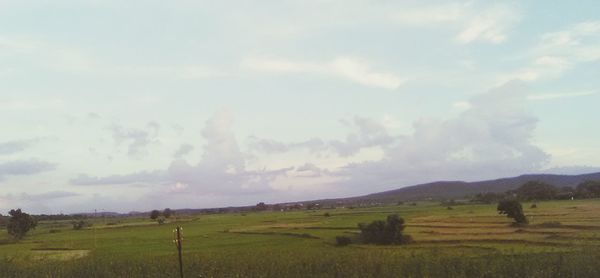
(307, 172), (600, 205)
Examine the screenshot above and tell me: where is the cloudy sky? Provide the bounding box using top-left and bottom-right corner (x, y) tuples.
(1, 1), (600, 214)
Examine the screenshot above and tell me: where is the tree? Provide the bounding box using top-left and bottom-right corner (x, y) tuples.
(7, 209), (37, 240)
(576, 180), (600, 199)
(515, 181), (558, 200)
(163, 208), (173, 218)
(497, 200), (528, 224)
(150, 210), (161, 220)
(358, 214), (412, 245)
(255, 202), (268, 211)
(472, 192), (506, 204)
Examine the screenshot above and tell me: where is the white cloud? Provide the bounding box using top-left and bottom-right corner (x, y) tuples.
(452, 101), (472, 110)
(173, 143), (194, 158)
(0, 159), (57, 181)
(388, 2), (520, 44)
(332, 81), (550, 192)
(527, 91), (597, 101)
(0, 139), (40, 155)
(503, 21), (600, 82)
(72, 110), (292, 195)
(456, 4), (519, 44)
(110, 122), (160, 158)
(249, 116), (395, 157)
(243, 56), (404, 90)
(249, 81), (551, 195)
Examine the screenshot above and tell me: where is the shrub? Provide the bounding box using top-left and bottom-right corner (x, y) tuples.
(530, 203), (537, 209)
(335, 236), (352, 246)
(447, 206), (453, 210)
(358, 214), (412, 245)
(323, 212), (331, 217)
(72, 220), (90, 230)
(497, 200), (528, 224)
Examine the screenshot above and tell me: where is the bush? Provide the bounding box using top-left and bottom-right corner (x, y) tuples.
(72, 220), (90, 230)
(497, 200), (528, 224)
(323, 212), (331, 217)
(358, 214), (412, 245)
(530, 204), (537, 209)
(447, 206), (453, 210)
(335, 236), (352, 246)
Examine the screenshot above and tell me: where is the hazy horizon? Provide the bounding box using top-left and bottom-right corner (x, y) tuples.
(2, 1), (600, 214)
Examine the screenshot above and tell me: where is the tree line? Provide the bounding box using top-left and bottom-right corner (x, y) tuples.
(472, 180), (600, 203)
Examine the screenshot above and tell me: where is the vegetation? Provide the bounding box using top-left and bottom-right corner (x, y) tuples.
(358, 214), (412, 245)
(6, 209), (37, 240)
(497, 200), (528, 224)
(335, 236), (352, 246)
(71, 220), (91, 230)
(255, 202), (268, 211)
(513, 181), (558, 200)
(149, 210), (160, 220)
(1, 199), (600, 277)
(163, 208), (173, 218)
(577, 180), (600, 198)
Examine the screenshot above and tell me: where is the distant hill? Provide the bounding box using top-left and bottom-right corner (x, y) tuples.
(314, 172), (600, 205)
(71, 172), (600, 216)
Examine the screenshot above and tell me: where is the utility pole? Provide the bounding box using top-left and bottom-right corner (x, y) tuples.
(94, 209), (97, 249)
(173, 226), (184, 278)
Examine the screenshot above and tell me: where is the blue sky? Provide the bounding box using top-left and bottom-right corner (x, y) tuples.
(1, 0), (599, 213)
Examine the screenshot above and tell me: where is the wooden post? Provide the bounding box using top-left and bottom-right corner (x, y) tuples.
(174, 226), (184, 278)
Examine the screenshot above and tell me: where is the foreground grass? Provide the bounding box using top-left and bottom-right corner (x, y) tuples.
(2, 248), (600, 277)
(1, 199), (599, 277)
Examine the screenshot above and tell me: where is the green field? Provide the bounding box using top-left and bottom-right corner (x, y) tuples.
(2, 199), (600, 277)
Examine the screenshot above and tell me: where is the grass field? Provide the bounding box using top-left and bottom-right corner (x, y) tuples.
(1, 199), (600, 277)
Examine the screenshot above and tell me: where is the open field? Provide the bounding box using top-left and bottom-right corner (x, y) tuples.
(2, 199), (600, 277)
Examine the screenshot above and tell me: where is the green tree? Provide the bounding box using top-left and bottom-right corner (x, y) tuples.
(150, 210), (161, 220)
(163, 208), (173, 218)
(497, 200), (528, 224)
(515, 181), (558, 200)
(358, 214), (412, 245)
(576, 180), (600, 198)
(255, 202), (268, 211)
(7, 209), (37, 240)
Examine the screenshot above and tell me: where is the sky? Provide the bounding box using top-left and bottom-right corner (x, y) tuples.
(1, 0), (600, 214)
